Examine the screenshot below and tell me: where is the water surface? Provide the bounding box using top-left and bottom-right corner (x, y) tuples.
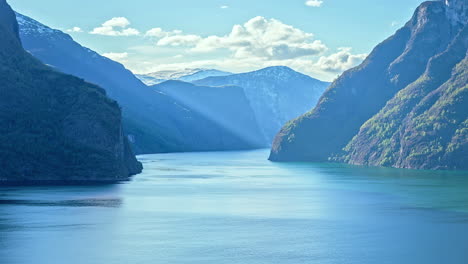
(1, 149), (468, 264)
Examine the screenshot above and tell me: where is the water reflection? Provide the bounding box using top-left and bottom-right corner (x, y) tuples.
(0, 198), (122, 208)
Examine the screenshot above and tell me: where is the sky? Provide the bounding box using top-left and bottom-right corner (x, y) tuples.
(8, 0), (426, 81)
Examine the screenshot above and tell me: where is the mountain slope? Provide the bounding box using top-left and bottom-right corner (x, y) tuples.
(195, 66), (329, 143)
(344, 25), (468, 170)
(0, 0), (142, 183)
(17, 13), (261, 154)
(270, 0), (467, 170)
(136, 69), (232, 85)
(153, 81), (266, 147)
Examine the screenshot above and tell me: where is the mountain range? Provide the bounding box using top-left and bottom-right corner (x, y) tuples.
(17, 12), (329, 151)
(136, 69), (232, 85)
(195, 66), (330, 143)
(270, 0), (468, 170)
(0, 0), (142, 183)
(16, 13), (263, 154)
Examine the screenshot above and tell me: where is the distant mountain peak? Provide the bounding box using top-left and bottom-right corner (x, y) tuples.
(254, 66), (296, 74)
(242, 66), (322, 83)
(136, 68), (232, 85)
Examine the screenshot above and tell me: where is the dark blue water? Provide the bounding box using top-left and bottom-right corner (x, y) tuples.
(1, 149), (468, 264)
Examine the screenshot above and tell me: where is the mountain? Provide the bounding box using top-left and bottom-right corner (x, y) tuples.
(17, 13), (261, 154)
(0, 0), (142, 183)
(136, 69), (232, 85)
(195, 66), (330, 143)
(270, 0), (467, 170)
(152, 81), (266, 147)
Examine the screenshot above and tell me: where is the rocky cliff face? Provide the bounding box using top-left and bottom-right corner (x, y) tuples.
(270, 0), (467, 170)
(0, 0), (142, 183)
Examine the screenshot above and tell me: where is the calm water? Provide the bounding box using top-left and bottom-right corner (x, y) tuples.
(1, 149), (468, 264)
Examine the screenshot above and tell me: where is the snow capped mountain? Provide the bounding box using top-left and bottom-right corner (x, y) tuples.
(178, 69), (233, 82)
(16, 12), (58, 36)
(136, 68), (232, 85)
(16, 12), (77, 44)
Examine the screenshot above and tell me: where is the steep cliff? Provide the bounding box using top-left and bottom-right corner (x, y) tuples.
(270, 0), (467, 170)
(344, 25), (467, 170)
(0, 0), (142, 183)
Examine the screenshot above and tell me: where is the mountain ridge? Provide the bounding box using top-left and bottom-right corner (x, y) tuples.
(136, 68), (232, 85)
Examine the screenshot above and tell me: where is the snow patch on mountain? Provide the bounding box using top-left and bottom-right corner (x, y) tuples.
(16, 13), (62, 37)
(136, 68), (232, 85)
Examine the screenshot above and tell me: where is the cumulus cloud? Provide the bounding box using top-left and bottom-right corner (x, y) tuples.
(67, 27), (83, 33)
(91, 17), (140, 36)
(127, 48), (367, 82)
(120, 17), (367, 81)
(157, 34), (202, 46)
(145, 28), (166, 38)
(102, 52), (129, 63)
(314, 48), (367, 73)
(153, 16), (327, 60)
(305, 0), (323, 7)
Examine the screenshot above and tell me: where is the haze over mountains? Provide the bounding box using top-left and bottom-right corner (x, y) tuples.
(17, 12), (329, 151)
(16, 13), (270, 153)
(195, 66), (329, 142)
(271, 0), (468, 170)
(152, 80), (265, 147)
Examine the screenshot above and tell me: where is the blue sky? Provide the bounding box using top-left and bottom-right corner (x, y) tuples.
(8, 0), (425, 81)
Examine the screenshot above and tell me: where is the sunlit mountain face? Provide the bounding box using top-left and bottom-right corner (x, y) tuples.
(270, 0), (467, 170)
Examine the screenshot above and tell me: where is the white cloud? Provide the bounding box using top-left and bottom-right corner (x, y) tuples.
(145, 28), (166, 37)
(90, 17), (140, 36)
(102, 17), (130, 28)
(157, 34), (202, 46)
(153, 16), (327, 60)
(126, 48), (367, 81)
(305, 0), (323, 7)
(220, 5), (229, 9)
(314, 48), (367, 73)
(67, 27), (83, 33)
(102, 52), (129, 63)
(120, 17), (367, 81)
